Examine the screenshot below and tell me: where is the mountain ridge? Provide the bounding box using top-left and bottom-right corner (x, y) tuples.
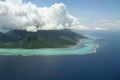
(0, 29), (86, 49)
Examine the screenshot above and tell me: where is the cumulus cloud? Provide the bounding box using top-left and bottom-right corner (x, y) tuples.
(0, 0), (88, 32)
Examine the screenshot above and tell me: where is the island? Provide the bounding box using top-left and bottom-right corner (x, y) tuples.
(0, 29), (86, 49)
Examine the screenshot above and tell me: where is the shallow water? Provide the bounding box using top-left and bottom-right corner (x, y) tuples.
(0, 31), (120, 80)
(0, 39), (98, 55)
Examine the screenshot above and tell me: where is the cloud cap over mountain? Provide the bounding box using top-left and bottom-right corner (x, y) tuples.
(0, 0), (88, 32)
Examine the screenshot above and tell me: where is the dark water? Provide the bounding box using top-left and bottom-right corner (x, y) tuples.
(0, 31), (120, 80)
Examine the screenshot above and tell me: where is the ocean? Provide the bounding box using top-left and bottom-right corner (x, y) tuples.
(0, 30), (120, 80)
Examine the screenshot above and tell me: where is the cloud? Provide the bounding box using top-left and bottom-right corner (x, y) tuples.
(94, 27), (107, 30)
(92, 20), (120, 30)
(0, 0), (89, 32)
(75, 18), (120, 31)
(1, 0), (118, 31)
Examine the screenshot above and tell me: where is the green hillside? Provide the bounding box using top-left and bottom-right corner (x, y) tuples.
(0, 29), (86, 49)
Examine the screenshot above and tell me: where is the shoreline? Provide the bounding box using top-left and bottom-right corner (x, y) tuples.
(0, 39), (99, 56)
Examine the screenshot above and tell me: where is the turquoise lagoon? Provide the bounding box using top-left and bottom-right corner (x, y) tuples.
(0, 39), (99, 56)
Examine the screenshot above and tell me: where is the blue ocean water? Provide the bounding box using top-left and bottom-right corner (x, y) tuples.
(0, 30), (120, 80)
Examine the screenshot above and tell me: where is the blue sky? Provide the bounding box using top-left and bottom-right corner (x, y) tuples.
(23, 0), (120, 20)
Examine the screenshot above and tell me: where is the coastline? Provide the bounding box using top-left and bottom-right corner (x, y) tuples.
(0, 38), (99, 56)
(86, 43), (99, 55)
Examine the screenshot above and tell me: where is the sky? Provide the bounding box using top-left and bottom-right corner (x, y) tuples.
(23, 0), (120, 20)
(0, 0), (120, 31)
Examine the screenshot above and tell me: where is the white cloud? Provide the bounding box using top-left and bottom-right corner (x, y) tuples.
(0, 0), (88, 32)
(94, 27), (107, 30)
(93, 20), (120, 30)
(1, 0), (119, 31)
